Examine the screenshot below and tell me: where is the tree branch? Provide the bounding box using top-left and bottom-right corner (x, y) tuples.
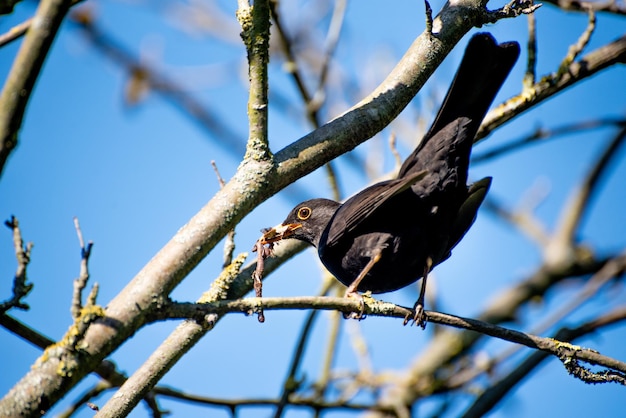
(158, 296), (626, 379)
(462, 306), (626, 417)
(547, 124), (626, 266)
(92, 253), (248, 418)
(1, 216), (33, 313)
(0, 0), (74, 178)
(238, 0), (272, 162)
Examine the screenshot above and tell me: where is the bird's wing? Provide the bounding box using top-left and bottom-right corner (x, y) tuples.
(324, 170), (427, 246)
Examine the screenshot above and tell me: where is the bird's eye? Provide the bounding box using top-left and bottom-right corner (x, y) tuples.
(297, 207), (312, 220)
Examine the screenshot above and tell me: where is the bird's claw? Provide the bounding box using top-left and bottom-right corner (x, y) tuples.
(403, 303), (427, 329)
(344, 291), (366, 320)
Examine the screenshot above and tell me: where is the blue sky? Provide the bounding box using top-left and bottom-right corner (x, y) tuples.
(1, 0), (625, 417)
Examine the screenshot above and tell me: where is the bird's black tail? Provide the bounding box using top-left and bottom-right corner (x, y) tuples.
(398, 33), (520, 177)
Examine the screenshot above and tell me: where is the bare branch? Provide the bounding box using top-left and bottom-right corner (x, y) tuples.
(161, 296), (626, 380)
(0, 0), (74, 178)
(238, 0), (272, 162)
(555, 6), (596, 80)
(71, 217), (94, 320)
(482, 193), (551, 248)
(524, 8), (537, 88)
(445, 252), (626, 391)
(212, 161), (237, 268)
(0, 18), (31, 48)
(547, 125), (626, 266)
(473, 117), (626, 163)
(462, 306), (626, 417)
(1, 216), (33, 313)
(482, 0), (542, 23)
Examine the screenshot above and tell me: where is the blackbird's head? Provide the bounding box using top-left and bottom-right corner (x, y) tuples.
(259, 198), (341, 248)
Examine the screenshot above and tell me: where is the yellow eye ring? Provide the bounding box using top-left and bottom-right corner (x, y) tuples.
(297, 207), (312, 220)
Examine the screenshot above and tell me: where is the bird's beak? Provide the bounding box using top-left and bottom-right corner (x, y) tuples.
(258, 223), (302, 245)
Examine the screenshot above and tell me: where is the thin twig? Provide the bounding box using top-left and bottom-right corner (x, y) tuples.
(482, 0), (541, 23)
(0, 0), (84, 48)
(0, 18), (32, 47)
(1, 217), (33, 313)
(269, 0), (343, 201)
(523, 9), (537, 88)
(71, 217), (94, 320)
(472, 117), (626, 163)
(211, 161), (236, 267)
(425, 0), (433, 34)
(153, 385), (397, 414)
(313, 0), (347, 113)
(164, 296), (626, 378)
(555, 6), (596, 81)
(57, 381), (112, 418)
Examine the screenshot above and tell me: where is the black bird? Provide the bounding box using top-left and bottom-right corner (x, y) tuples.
(258, 33), (520, 326)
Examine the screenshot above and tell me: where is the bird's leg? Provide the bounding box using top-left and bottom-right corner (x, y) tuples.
(404, 256), (433, 328)
(343, 249), (383, 319)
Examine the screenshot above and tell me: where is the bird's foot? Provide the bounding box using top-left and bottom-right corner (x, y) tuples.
(403, 302), (427, 329)
(344, 291), (366, 320)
